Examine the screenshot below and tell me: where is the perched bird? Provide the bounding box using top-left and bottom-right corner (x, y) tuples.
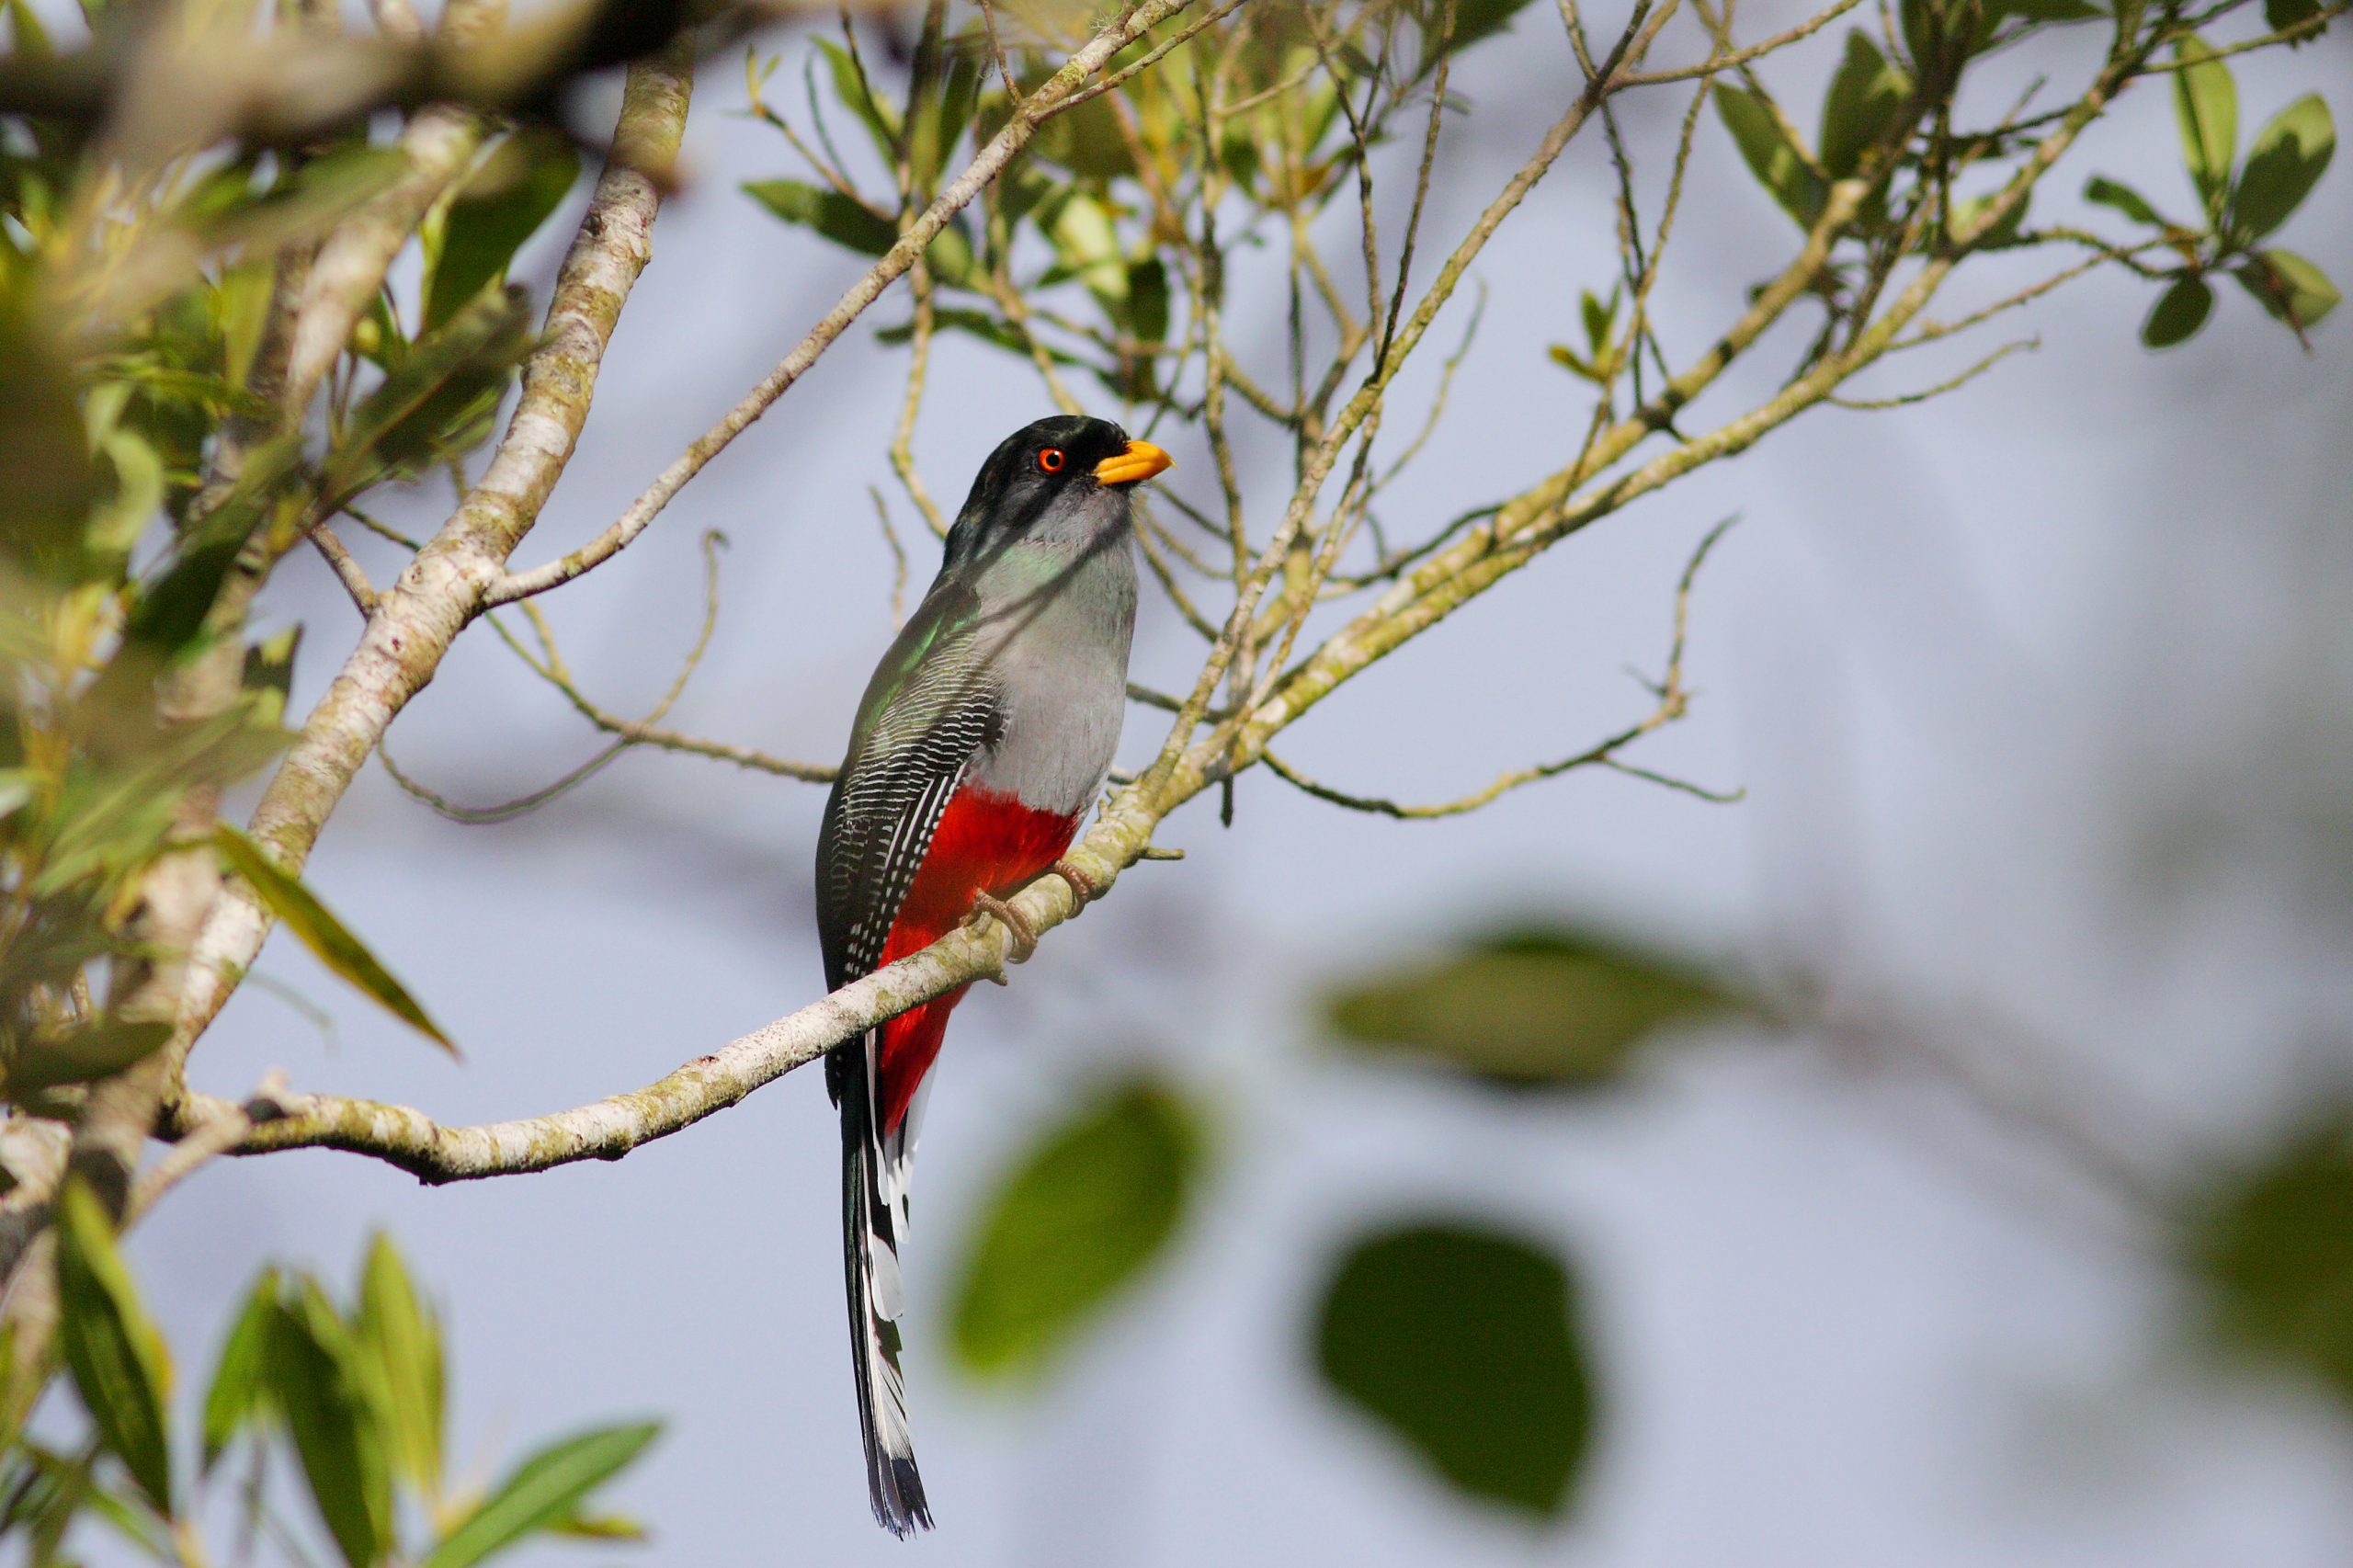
(814, 415), (1172, 1535)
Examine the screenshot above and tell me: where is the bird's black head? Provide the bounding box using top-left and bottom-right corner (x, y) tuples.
(941, 415), (1172, 572)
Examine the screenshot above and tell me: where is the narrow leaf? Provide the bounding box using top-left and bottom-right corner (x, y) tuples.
(202, 1267), (281, 1471)
(356, 1233), (444, 1494)
(2143, 275), (2215, 347)
(212, 824), (455, 1051)
(53, 1181), (174, 1515)
(2231, 95), (2333, 241)
(315, 287), (531, 512)
(424, 134), (580, 333)
(2171, 36), (2238, 204)
(267, 1283), (393, 1568)
(2085, 174), (2170, 228)
(420, 1423), (661, 1568)
(1714, 85), (1826, 226)
(4, 1019), (172, 1098)
(1315, 1220), (1597, 1517)
(949, 1076), (1206, 1381)
(1818, 29), (1913, 179)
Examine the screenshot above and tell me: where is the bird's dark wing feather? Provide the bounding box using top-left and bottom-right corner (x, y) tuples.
(816, 579), (1002, 994)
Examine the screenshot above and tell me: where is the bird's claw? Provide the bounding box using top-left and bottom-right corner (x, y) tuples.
(1051, 858), (1100, 906)
(968, 892), (1037, 964)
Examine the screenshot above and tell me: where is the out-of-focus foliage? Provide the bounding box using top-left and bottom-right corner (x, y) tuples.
(0, 4), (601, 1106)
(1324, 926), (1743, 1086)
(1313, 1219), (1596, 1518)
(9, 1222), (655, 1565)
(949, 1073), (1207, 1381)
(2183, 1117), (2353, 1407)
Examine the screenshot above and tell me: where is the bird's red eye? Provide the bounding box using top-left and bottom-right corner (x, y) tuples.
(1037, 447), (1067, 473)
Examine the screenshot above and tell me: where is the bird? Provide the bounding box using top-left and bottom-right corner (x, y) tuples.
(813, 414), (1172, 1536)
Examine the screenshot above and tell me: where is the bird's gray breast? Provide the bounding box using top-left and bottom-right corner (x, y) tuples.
(963, 535), (1137, 818)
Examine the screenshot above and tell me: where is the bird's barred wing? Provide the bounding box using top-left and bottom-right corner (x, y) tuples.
(815, 582), (1002, 991)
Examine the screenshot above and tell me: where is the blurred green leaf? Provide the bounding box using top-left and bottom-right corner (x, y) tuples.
(3, 1018), (172, 1098)
(202, 1267), (280, 1471)
(2085, 173), (2170, 228)
(0, 291), (97, 583)
(950, 1075), (1206, 1381)
(213, 824), (455, 1051)
(424, 134), (580, 333)
(1315, 1220), (1595, 1518)
(1714, 85), (1826, 227)
(2262, 0), (2324, 35)
(813, 37), (900, 165)
(54, 1180), (174, 1515)
(2185, 1119), (2353, 1405)
(2142, 275), (2214, 347)
(203, 144), (412, 255)
(905, 41), (983, 189)
(268, 1280), (393, 1568)
(419, 1422), (660, 1568)
(1325, 926), (1739, 1086)
(1046, 191), (1130, 304)
(2231, 95), (2333, 241)
(744, 177), (895, 253)
(2172, 36), (2238, 205)
(242, 625), (301, 730)
(744, 178), (974, 287)
(356, 1233), (444, 1494)
(1953, 186), (2030, 246)
(1989, 0), (2101, 24)
(317, 287), (532, 513)
(2234, 247), (2338, 332)
(1819, 30), (1913, 179)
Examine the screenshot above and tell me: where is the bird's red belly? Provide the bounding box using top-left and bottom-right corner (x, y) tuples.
(875, 786), (1079, 1131)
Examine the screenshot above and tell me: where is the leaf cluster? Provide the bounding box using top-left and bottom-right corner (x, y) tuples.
(6, 1213), (656, 1568)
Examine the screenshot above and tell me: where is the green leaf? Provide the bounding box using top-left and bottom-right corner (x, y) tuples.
(2171, 36), (2238, 206)
(743, 179), (974, 287)
(424, 134), (580, 333)
(202, 144), (413, 255)
(212, 824), (455, 1051)
(743, 177), (896, 254)
(2234, 247), (2339, 332)
(2085, 173), (2170, 228)
(267, 1282), (393, 1568)
(3, 1019), (172, 1098)
(202, 1267), (281, 1471)
(949, 1075), (1206, 1381)
(0, 289), (97, 584)
(242, 625), (301, 731)
(1818, 30), (1913, 179)
(2142, 275), (2214, 347)
(1325, 926), (1739, 1086)
(1713, 85), (1826, 227)
(1427, 0), (1542, 62)
(316, 287), (532, 512)
(419, 1423), (661, 1568)
(1953, 186), (2031, 247)
(905, 43), (983, 189)
(355, 1233), (444, 1494)
(2183, 1119), (2353, 1408)
(1047, 191), (1131, 304)
(813, 37), (901, 165)
(54, 1181), (176, 1516)
(2231, 95), (2333, 241)
(1315, 1220), (1596, 1517)
(2262, 0), (2324, 35)
(1990, 0), (2101, 24)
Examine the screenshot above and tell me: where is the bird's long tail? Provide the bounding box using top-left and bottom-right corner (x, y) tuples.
(836, 1040), (933, 1538)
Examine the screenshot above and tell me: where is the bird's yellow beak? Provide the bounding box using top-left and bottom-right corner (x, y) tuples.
(1093, 440), (1174, 486)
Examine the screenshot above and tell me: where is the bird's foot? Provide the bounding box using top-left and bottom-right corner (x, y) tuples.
(1051, 858), (1101, 906)
(968, 892), (1038, 965)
